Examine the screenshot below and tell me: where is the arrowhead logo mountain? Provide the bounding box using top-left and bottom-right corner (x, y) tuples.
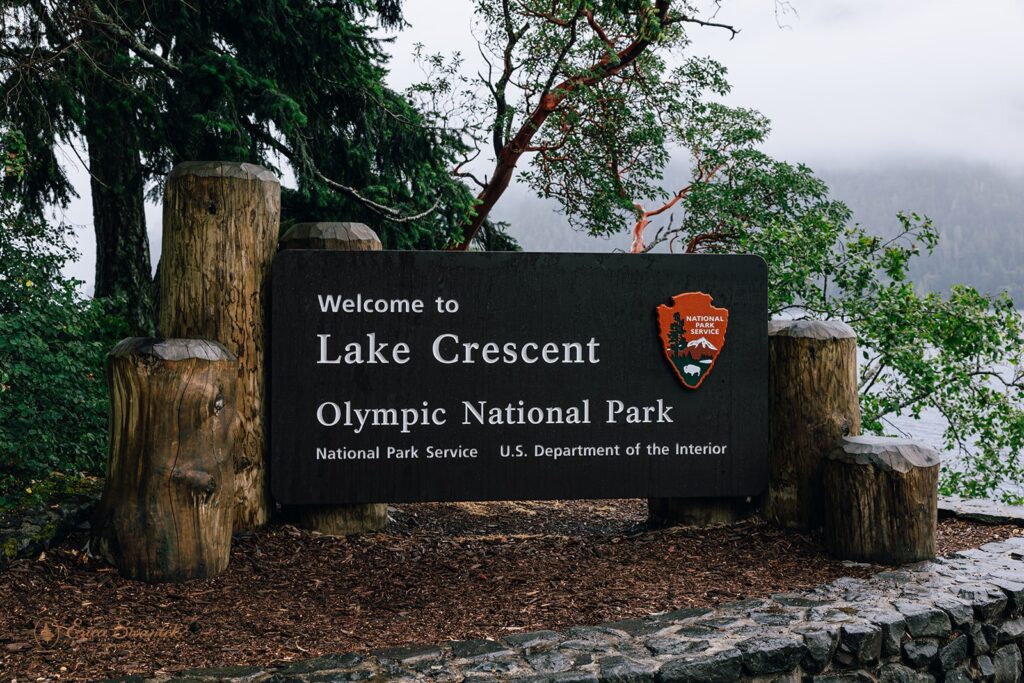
(656, 292), (729, 390)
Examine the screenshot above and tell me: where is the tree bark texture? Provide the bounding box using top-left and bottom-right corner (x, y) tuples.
(278, 222), (388, 534)
(765, 319), (862, 530)
(158, 161), (280, 531)
(83, 38), (153, 334)
(91, 338), (239, 582)
(822, 435), (939, 564)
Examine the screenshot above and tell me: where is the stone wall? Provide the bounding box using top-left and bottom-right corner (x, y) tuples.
(129, 536), (1024, 682)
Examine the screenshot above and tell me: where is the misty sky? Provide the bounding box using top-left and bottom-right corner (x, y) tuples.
(59, 0), (1024, 288)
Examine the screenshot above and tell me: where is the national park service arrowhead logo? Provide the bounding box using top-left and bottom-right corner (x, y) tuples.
(657, 292), (728, 390)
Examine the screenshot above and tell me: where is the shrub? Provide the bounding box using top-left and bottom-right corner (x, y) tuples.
(0, 131), (129, 506)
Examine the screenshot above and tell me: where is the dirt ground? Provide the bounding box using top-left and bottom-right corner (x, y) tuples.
(1, 499), (1019, 681)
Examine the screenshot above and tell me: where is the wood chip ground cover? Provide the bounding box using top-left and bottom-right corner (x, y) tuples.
(0, 499), (1019, 681)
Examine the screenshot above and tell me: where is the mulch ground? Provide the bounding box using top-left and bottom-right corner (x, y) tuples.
(1, 499), (1020, 682)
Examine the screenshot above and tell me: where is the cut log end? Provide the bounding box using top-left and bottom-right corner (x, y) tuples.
(280, 222), (382, 251)
(167, 160), (279, 184)
(109, 337), (236, 363)
(93, 337), (239, 582)
(823, 435), (939, 565)
(768, 318), (856, 340)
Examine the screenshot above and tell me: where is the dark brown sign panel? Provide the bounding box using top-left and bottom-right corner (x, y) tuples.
(270, 252), (768, 504)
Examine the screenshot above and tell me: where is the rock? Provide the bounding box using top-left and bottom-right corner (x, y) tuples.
(938, 496), (1024, 525)
(801, 629), (837, 673)
(736, 636), (804, 674)
(599, 619), (663, 637)
(838, 622), (882, 665)
(451, 639), (512, 660)
(564, 626), (629, 643)
(896, 603), (951, 638)
(992, 644), (1023, 683)
(990, 578), (1024, 614)
(513, 672), (599, 683)
(957, 586), (1009, 622)
(504, 630), (562, 651)
(772, 593), (831, 608)
(942, 667), (972, 683)
(902, 639), (939, 668)
(877, 663), (935, 683)
(996, 616), (1024, 644)
(937, 634), (969, 671)
(811, 673), (874, 682)
(751, 612), (798, 626)
(462, 655), (528, 676)
(652, 608), (712, 624)
(932, 597), (974, 629)
(272, 654), (364, 675)
(656, 648), (743, 683)
(175, 664), (268, 679)
(968, 622), (990, 655)
(643, 637), (710, 657)
(864, 611), (906, 656)
(598, 655), (657, 683)
(526, 650), (574, 674)
(974, 653), (996, 680)
(373, 644), (442, 665)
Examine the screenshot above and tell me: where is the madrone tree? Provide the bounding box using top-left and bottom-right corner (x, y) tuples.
(407, 0), (741, 249)
(416, 1), (1024, 499)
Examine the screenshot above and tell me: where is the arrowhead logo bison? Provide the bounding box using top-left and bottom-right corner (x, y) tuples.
(656, 292), (728, 390)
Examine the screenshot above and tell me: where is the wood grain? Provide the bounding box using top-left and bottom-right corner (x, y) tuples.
(822, 435), (939, 564)
(91, 338), (239, 582)
(158, 161), (280, 531)
(765, 319), (861, 530)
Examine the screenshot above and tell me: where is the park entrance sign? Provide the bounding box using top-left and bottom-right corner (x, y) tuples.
(270, 252), (768, 504)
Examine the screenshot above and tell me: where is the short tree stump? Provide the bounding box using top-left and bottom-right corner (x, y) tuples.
(823, 435), (940, 565)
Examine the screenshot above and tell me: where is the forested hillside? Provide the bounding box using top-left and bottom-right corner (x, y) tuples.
(506, 161), (1023, 303)
(823, 163), (1024, 302)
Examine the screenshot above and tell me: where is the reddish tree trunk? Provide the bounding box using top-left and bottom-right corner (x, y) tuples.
(452, 1), (670, 250)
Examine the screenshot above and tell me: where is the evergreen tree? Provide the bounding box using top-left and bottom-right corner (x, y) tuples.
(1, 0), (476, 331)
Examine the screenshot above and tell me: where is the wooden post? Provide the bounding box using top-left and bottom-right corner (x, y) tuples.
(278, 222), (388, 535)
(765, 319), (861, 530)
(158, 161), (280, 531)
(92, 338), (239, 582)
(823, 435), (939, 564)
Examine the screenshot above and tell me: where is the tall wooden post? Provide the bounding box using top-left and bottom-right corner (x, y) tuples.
(765, 319), (861, 530)
(158, 161), (280, 531)
(92, 338), (238, 582)
(278, 222), (388, 535)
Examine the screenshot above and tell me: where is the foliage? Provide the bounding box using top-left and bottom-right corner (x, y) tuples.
(0, 129), (128, 506)
(823, 165), (1024, 304)
(408, 0), (739, 248)
(1, 0), (475, 257)
(422, 6), (1024, 498)
(795, 215), (1024, 502)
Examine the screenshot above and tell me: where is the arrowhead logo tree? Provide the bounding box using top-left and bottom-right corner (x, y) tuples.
(656, 292), (729, 389)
